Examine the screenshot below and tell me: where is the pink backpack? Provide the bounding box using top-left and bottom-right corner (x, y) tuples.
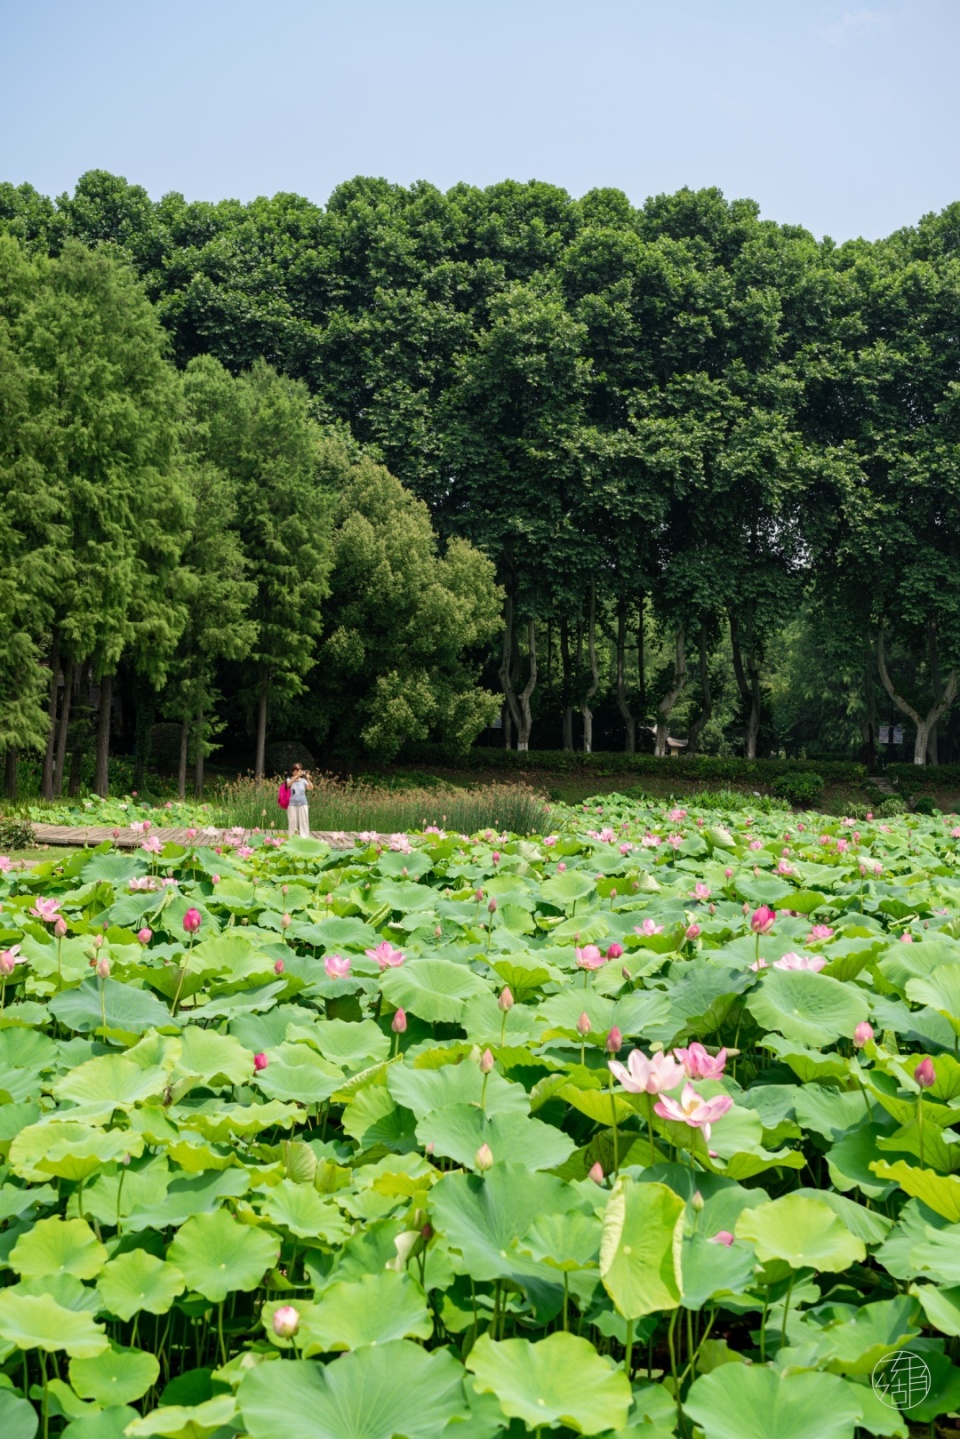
(277, 781), (291, 810)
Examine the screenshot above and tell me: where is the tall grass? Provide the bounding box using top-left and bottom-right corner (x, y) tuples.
(212, 775), (551, 837)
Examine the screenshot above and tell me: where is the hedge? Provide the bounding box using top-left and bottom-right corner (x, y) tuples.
(887, 763), (960, 789)
(400, 744), (867, 784)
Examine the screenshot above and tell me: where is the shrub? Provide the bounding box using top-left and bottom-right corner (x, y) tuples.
(844, 802), (871, 820)
(772, 772), (825, 809)
(0, 815), (35, 849)
(912, 795), (939, 816)
(693, 789), (791, 814)
(877, 796), (907, 817)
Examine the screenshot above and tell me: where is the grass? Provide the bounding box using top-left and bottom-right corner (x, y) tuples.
(211, 774), (552, 836)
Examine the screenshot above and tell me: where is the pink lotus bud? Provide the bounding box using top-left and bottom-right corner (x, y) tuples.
(588, 1161), (604, 1184)
(498, 986), (514, 1011)
(0, 949), (18, 976)
(186, 828), (197, 840)
(605, 1026), (622, 1054)
(853, 1022), (874, 1048)
(137, 927), (152, 944)
(112, 829), (121, 840)
(281, 912), (291, 929)
(866, 813), (873, 821)
(183, 908), (202, 933)
(274, 958), (285, 975)
(282, 884), (289, 895)
(915, 1058), (936, 1089)
(272, 1305), (300, 1338)
(709, 1231), (735, 1247)
(708, 903), (716, 915)
(621, 966), (630, 980)
(96, 955), (110, 979)
(474, 888), (484, 903)
(576, 1012), (591, 1037)
(392, 1007), (407, 1033)
(434, 926), (442, 938)
(253, 1052), (268, 1072)
(750, 905), (776, 935)
(606, 942), (623, 960)
(211, 873), (220, 885)
(557, 862), (567, 872)
(691, 1190), (704, 1211)
(685, 923), (701, 940)
(92, 934), (104, 950)
(143, 820), (151, 832)
(475, 1143), (494, 1172)
(492, 851), (501, 863)
(724, 867), (733, 879)
(54, 917), (68, 939)
(487, 897), (497, 913)
(480, 1048), (494, 1073)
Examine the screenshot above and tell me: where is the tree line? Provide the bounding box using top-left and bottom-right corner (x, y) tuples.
(2, 170), (960, 772)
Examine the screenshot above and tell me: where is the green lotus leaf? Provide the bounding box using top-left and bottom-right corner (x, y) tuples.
(289, 1016), (390, 1068)
(520, 1210), (602, 1272)
(256, 1181), (351, 1242)
(238, 1341), (466, 1439)
(415, 1103), (575, 1171)
(906, 965), (960, 1034)
(339, 1083), (418, 1152)
(798, 1294), (920, 1375)
(379, 959), (489, 1023)
(746, 969), (869, 1047)
(97, 1250), (186, 1320)
(429, 1163), (583, 1286)
(871, 1159), (960, 1221)
(124, 1393), (238, 1438)
(376, 850), (433, 880)
(9, 1120), (145, 1183)
(600, 1177), (684, 1319)
(122, 1168), (250, 1233)
(0, 1391), (38, 1439)
(911, 1281), (960, 1336)
(540, 871), (596, 907)
(684, 1364), (864, 1439)
(167, 1209), (279, 1303)
(49, 978), (173, 1036)
(466, 1331), (631, 1435)
(387, 1057), (527, 1119)
(172, 1027), (254, 1086)
(735, 1193), (866, 1271)
(253, 1043), (344, 1104)
(52, 1054), (168, 1114)
(0, 1290), (109, 1357)
(61, 1406), (139, 1439)
(9, 1217), (107, 1281)
(296, 1272), (431, 1353)
(680, 1233), (756, 1308)
(69, 1342), (160, 1405)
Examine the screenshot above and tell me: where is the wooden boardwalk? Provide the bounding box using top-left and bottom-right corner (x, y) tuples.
(30, 824), (359, 851)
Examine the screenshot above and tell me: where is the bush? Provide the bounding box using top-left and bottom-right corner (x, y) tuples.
(844, 803), (871, 820)
(693, 789), (791, 814)
(887, 763), (960, 788)
(0, 815), (35, 849)
(772, 772), (825, 809)
(877, 796), (907, 817)
(912, 795), (939, 816)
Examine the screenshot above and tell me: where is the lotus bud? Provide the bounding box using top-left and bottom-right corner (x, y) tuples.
(750, 905), (776, 935)
(183, 908), (202, 933)
(853, 1021), (874, 1048)
(609, 888), (617, 900)
(112, 828), (121, 840)
(96, 955), (111, 979)
(272, 1305), (300, 1339)
(588, 1161), (604, 1184)
(281, 912), (291, 929)
(685, 924), (701, 940)
(480, 1048), (495, 1074)
(253, 1052), (268, 1072)
(498, 986), (514, 1012)
(606, 942), (623, 960)
(487, 897), (497, 913)
(475, 888), (484, 903)
(475, 1143), (494, 1172)
(274, 958), (285, 975)
(392, 1007), (407, 1033)
(92, 934), (104, 950)
(492, 850), (501, 863)
(282, 884), (289, 895)
(709, 1231), (735, 1247)
(622, 966), (630, 981)
(915, 1058), (936, 1089)
(211, 873), (220, 885)
(709, 903), (716, 915)
(691, 1190), (704, 1211)
(137, 927), (152, 945)
(434, 926), (442, 938)
(576, 1012), (591, 1037)
(724, 867), (733, 879)
(557, 862), (567, 872)
(54, 917), (68, 939)
(0, 951), (17, 976)
(605, 1026), (622, 1054)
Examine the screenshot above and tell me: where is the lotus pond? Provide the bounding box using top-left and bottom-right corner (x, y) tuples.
(4, 796), (960, 1438)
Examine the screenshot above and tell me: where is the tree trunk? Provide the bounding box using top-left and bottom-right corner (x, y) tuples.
(194, 711), (205, 798)
(516, 620), (537, 751)
(654, 627), (686, 756)
(581, 579), (599, 754)
(255, 677), (268, 781)
(4, 749), (17, 801)
(686, 617), (712, 757)
(877, 628), (958, 766)
(502, 703), (512, 751)
(94, 673), (113, 797)
(614, 595), (636, 753)
(52, 657), (75, 797)
(638, 593), (646, 721)
(559, 619), (574, 752)
(927, 616), (942, 765)
(861, 648), (878, 768)
(178, 718), (189, 801)
(730, 612), (763, 760)
(41, 634), (61, 801)
(499, 596), (537, 752)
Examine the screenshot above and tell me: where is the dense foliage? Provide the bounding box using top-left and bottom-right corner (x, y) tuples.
(3, 799), (960, 1433)
(4, 172), (960, 766)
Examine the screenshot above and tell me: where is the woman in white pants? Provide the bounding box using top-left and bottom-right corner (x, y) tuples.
(286, 763), (313, 837)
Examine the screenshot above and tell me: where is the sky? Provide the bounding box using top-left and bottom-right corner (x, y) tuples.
(3, 0), (959, 242)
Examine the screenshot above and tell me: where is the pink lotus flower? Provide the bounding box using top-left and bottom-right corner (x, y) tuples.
(597, 828), (616, 844)
(667, 807), (687, 823)
(750, 906), (776, 935)
(392, 1007), (407, 1033)
(137, 928), (152, 944)
(774, 952), (826, 973)
(749, 956), (768, 971)
(709, 1231), (735, 1247)
(619, 842), (634, 855)
(749, 839), (763, 851)
(324, 954), (351, 979)
(575, 945), (605, 971)
(693, 883), (711, 901)
(130, 821), (146, 835)
(543, 835), (558, 847)
(667, 834), (683, 849)
(236, 845), (254, 858)
(128, 876), (157, 891)
(853, 1022), (874, 1048)
(211, 873), (220, 885)
(608, 1048), (685, 1095)
(685, 923), (701, 941)
(674, 1042), (727, 1079)
(475, 1142), (494, 1172)
(641, 834), (661, 849)
(777, 860), (794, 875)
(915, 1058), (936, 1089)
(899, 933), (914, 944)
(0, 945), (22, 976)
(253, 1052), (268, 1072)
(655, 1083), (733, 1140)
(183, 908), (202, 933)
(30, 897), (62, 922)
(389, 834), (413, 853)
(807, 925), (834, 943)
(366, 941), (405, 971)
(141, 836), (162, 855)
(635, 918), (664, 938)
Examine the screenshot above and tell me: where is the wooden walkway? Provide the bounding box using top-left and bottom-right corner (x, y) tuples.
(30, 824), (359, 850)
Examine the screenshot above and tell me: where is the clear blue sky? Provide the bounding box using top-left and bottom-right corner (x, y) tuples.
(3, 0), (958, 241)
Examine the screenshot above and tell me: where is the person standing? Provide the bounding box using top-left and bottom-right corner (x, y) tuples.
(286, 762), (313, 837)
